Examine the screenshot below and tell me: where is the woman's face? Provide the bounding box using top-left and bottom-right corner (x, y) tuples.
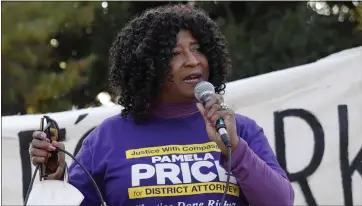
(160, 30), (209, 103)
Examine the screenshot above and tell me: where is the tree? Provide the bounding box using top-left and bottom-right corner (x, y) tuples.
(354, 4), (362, 30)
(65, 1), (166, 109)
(1, 2), (98, 115)
(2, 2), (361, 115)
(194, 2), (362, 80)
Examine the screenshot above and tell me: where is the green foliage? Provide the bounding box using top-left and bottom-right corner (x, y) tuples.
(1, 2), (98, 114)
(2, 1), (361, 115)
(354, 4), (362, 30)
(196, 2), (362, 80)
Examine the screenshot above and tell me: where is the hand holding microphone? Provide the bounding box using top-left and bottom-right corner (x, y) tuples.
(194, 81), (240, 156)
(194, 81), (239, 206)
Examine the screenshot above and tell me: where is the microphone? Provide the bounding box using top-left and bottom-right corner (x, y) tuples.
(194, 81), (232, 206)
(194, 81), (231, 147)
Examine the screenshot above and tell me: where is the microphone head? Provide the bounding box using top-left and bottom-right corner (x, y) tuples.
(194, 81), (215, 102)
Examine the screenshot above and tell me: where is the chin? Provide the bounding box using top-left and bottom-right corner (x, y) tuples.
(171, 84), (197, 101)
(183, 92), (197, 101)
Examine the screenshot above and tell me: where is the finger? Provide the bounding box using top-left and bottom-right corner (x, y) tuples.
(196, 103), (214, 128)
(213, 109), (235, 124)
(31, 156), (46, 165)
(30, 148), (50, 158)
(204, 94), (219, 110)
(224, 112), (234, 120)
(207, 104), (221, 119)
(32, 131), (49, 142)
(210, 112), (223, 126)
(196, 103), (208, 122)
(51, 141), (64, 149)
(47, 142), (66, 180)
(32, 139), (56, 151)
(210, 110), (234, 125)
(45, 166), (66, 180)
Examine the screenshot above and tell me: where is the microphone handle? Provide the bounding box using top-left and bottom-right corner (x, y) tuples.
(199, 94), (232, 147)
(216, 119), (231, 147)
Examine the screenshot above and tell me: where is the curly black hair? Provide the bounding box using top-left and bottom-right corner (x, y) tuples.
(109, 3), (232, 123)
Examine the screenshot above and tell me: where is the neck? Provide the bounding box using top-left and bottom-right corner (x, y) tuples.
(151, 99), (199, 119)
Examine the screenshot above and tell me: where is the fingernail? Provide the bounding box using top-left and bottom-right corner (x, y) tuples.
(204, 111), (208, 116)
(48, 146), (56, 151)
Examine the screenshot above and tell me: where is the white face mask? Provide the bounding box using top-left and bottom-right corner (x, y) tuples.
(25, 168), (84, 206)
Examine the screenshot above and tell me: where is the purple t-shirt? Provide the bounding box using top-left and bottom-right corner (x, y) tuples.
(68, 112), (294, 206)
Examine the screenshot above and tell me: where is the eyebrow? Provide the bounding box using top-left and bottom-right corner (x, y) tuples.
(190, 41), (199, 46)
(175, 41), (200, 48)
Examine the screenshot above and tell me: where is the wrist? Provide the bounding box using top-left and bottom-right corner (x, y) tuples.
(230, 133), (240, 153)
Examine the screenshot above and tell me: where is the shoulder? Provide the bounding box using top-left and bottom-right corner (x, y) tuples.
(233, 113), (265, 143)
(82, 114), (133, 147)
(98, 114), (130, 131)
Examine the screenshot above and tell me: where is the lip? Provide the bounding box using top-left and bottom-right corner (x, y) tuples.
(183, 72), (203, 84)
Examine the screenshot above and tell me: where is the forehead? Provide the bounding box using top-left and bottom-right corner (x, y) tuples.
(175, 30), (199, 46)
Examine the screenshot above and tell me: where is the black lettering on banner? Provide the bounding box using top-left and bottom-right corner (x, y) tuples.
(274, 109), (324, 206)
(74, 113), (88, 125)
(18, 129), (66, 201)
(16, 105), (361, 205)
(338, 105), (362, 206)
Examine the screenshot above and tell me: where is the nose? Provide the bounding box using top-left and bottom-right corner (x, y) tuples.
(184, 52), (199, 68)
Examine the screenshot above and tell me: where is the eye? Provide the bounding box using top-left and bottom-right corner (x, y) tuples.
(172, 51), (181, 56)
(192, 46), (201, 52)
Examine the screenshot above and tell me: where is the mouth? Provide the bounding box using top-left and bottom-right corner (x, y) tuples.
(183, 72), (203, 84)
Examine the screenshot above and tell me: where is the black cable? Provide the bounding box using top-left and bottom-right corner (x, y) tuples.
(23, 147), (107, 206)
(220, 145), (232, 206)
(57, 147), (106, 206)
(24, 164), (40, 205)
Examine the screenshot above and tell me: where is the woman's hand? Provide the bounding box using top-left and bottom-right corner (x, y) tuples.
(30, 131), (66, 180)
(196, 94), (240, 157)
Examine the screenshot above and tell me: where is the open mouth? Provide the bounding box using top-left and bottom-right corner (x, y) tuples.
(183, 73), (202, 84)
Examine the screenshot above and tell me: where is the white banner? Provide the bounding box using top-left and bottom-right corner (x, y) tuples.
(2, 47), (362, 205)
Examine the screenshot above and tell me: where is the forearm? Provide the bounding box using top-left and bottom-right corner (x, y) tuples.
(220, 138), (294, 206)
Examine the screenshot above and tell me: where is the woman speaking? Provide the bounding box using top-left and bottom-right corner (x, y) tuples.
(30, 4), (294, 206)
